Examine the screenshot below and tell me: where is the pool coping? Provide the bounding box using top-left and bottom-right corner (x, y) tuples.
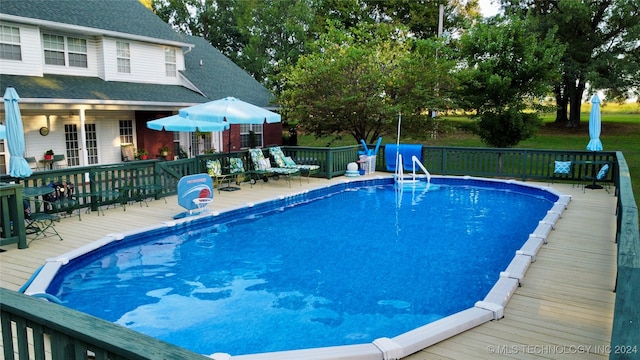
(23, 175), (572, 360)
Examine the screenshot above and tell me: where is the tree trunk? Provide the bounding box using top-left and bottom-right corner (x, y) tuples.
(554, 83), (569, 125)
(568, 80), (586, 128)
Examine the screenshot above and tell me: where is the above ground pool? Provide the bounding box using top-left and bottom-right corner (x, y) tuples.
(26, 176), (567, 359)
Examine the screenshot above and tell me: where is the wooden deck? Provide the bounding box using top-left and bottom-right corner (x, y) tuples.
(0, 176), (617, 359)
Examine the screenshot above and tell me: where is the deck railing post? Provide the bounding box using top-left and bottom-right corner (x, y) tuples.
(0, 184), (27, 249)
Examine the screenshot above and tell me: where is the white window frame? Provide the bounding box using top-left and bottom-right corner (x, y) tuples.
(117, 41), (130, 73)
(42, 33), (87, 67)
(0, 25), (22, 61)
(240, 124), (263, 148)
(43, 34), (66, 66)
(165, 47), (176, 77)
(119, 120), (134, 145)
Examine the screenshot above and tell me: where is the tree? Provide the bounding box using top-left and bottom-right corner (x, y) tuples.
(504, 0), (640, 127)
(279, 22), (409, 144)
(456, 16), (563, 148)
(152, 0), (482, 94)
(152, 0), (248, 67)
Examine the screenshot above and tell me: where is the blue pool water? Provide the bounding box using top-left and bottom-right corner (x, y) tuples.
(46, 178), (556, 356)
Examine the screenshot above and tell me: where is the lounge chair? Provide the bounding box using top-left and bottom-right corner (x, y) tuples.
(268, 147), (319, 182)
(248, 148), (300, 187)
(206, 158), (246, 192)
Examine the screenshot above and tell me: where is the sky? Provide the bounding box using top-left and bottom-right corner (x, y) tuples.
(479, 0), (501, 17)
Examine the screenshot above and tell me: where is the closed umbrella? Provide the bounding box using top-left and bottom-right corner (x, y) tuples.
(147, 115), (230, 132)
(585, 94), (603, 189)
(586, 94), (603, 152)
(4, 87), (32, 179)
(0, 124), (6, 139)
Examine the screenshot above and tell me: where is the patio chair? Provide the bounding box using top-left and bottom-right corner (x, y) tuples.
(268, 147), (319, 182)
(25, 199), (63, 243)
(26, 156), (40, 171)
(248, 148), (300, 187)
(43, 182), (81, 221)
(52, 154), (66, 169)
(583, 163), (610, 193)
(550, 160), (572, 184)
(84, 176), (126, 216)
(207, 158), (246, 192)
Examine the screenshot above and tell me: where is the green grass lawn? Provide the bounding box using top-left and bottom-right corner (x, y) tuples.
(298, 111), (640, 207)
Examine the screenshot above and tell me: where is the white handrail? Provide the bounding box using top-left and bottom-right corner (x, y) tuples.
(395, 154), (431, 185)
(411, 155), (431, 184)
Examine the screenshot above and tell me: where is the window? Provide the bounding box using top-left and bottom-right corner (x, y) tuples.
(117, 41), (130, 73)
(84, 123), (98, 165)
(240, 124), (263, 148)
(43, 34), (65, 65)
(64, 124), (80, 166)
(42, 34), (87, 67)
(190, 132), (212, 157)
(173, 131), (181, 158)
(67, 37), (88, 67)
(165, 47), (176, 77)
(119, 120), (133, 144)
(0, 25), (22, 60)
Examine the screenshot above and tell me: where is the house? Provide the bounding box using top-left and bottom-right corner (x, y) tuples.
(0, 0), (280, 173)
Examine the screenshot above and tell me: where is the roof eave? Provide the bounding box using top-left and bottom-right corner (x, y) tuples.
(11, 98), (201, 111)
(0, 14), (194, 49)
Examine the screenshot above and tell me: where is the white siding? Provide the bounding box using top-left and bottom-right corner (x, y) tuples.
(89, 111), (136, 164)
(0, 22), (43, 76)
(96, 37), (105, 79)
(21, 111), (135, 166)
(102, 37), (183, 85)
(23, 113), (67, 161)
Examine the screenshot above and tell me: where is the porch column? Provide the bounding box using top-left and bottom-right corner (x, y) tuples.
(79, 108), (88, 166)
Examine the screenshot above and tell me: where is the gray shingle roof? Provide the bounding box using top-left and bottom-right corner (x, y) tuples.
(178, 35), (276, 107)
(0, 0), (186, 44)
(0, 0), (275, 108)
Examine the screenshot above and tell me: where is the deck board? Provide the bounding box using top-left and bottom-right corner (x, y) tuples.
(0, 178), (617, 359)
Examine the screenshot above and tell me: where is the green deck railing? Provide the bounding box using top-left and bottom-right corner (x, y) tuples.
(610, 152), (640, 360)
(0, 145), (637, 359)
(0, 183), (27, 249)
(0, 288), (210, 360)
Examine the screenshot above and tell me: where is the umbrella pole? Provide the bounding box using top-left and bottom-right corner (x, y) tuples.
(220, 126), (241, 192)
(585, 151), (603, 190)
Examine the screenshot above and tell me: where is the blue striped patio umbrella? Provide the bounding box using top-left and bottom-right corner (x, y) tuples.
(4, 87), (32, 179)
(585, 94), (603, 189)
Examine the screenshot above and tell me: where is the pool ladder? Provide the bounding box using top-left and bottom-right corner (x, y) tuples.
(394, 154), (431, 186)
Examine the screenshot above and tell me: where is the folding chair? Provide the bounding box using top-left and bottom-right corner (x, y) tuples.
(26, 156), (41, 171)
(25, 199), (63, 243)
(52, 154), (67, 169)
